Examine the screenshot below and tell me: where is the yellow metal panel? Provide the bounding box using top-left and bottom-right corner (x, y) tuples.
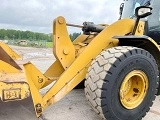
(0, 72), (30, 102)
(46, 65), (89, 106)
(0, 42), (21, 60)
(73, 34), (96, 44)
(135, 21), (145, 35)
(74, 45), (87, 58)
(24, 63), (44, 117)
(53, 16), (75, 69)
(0, 72), (25, 82)
(73, 34), (97, 58)
(43, 60), (64, 87)
(73, 34), (89, 44)
(44, 60), (64, 78)
(0, 46), (22, 70)
(0, 81), (30, 102)
(0, 60), (21, 73)
(23, 62), (49, 90)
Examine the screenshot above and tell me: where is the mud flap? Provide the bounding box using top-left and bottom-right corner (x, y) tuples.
(0, 97), (38, 120)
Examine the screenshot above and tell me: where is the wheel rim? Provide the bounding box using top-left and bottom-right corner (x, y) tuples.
(120, 70), (148, 109)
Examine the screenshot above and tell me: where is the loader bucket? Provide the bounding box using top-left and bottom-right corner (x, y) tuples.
(0, 42), (38, 119)
(0, 97), (38, 120)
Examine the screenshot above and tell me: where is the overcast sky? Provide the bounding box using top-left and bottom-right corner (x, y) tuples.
(0, 0), (122, 34)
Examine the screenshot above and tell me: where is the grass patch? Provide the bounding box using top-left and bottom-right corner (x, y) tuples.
(46, 42), (53, 48)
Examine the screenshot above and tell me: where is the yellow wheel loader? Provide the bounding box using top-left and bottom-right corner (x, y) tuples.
(1, 0), (160, 120)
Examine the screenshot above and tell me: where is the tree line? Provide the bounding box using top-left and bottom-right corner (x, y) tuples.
(0, 29), (52, 42)
(0, 29), (81, 42)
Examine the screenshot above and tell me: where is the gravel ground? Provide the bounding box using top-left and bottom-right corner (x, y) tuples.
(0, 45), (159, 120)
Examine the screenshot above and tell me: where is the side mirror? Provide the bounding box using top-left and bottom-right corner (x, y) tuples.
(119, 3), (124, 20)
(135, 6), (152, 18)
(132, 6), (152, 35)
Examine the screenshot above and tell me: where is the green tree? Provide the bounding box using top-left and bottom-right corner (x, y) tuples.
(70, 32), (81, 41)
(4, 36), (9, 40)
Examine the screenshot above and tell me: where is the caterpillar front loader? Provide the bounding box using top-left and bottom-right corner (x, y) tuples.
(1, 0), (160, 119)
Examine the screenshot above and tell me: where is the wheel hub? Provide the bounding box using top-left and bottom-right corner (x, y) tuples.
(120, 70), (148, 109)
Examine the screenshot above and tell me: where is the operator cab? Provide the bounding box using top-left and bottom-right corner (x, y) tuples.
(121, 0), (160, 44)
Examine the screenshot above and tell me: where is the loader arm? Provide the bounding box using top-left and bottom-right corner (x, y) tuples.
(24, 16), (144, 117)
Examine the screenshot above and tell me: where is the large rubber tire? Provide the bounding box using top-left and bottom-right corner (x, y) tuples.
(85, 46), (159, 120)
